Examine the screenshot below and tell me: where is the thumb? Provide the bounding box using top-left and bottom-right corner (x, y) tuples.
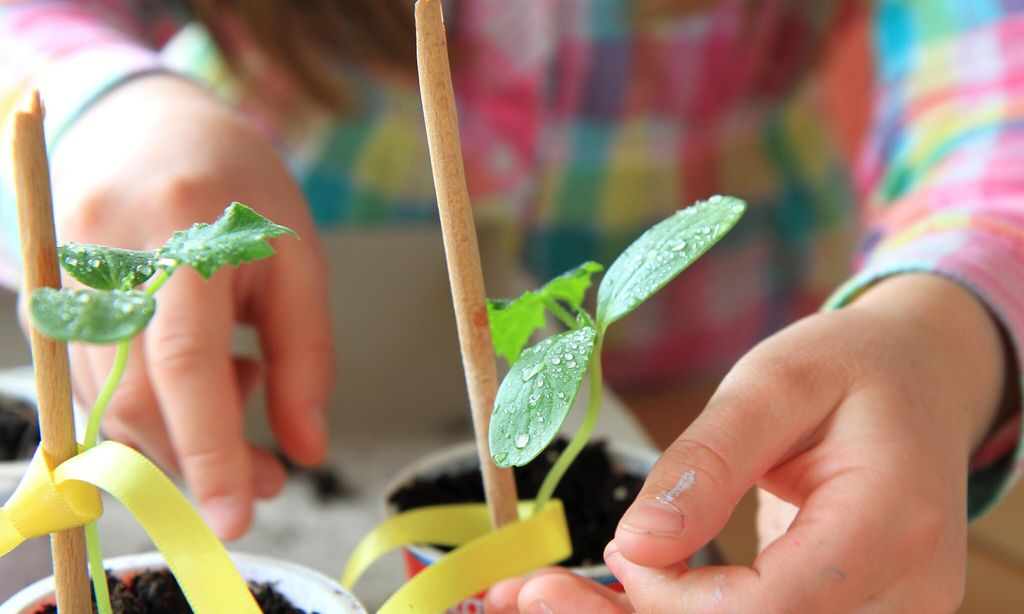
(615, 344), (845, 568)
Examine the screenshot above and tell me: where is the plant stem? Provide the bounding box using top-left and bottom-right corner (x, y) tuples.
(84, 522), (111, 614)
(533, 334), (604, 515)
(84, 341), (129, 449)
(82, 338), (130, 614)
(541, 297), (579, 330)
(145, 269), (170, 296)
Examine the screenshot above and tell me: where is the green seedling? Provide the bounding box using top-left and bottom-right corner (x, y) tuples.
(487, 195), (746, 515)
(29, 202), (295, 614)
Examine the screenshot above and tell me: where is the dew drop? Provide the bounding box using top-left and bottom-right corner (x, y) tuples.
(514, 433), (530, 449)
(87, 258), (101, 269)
(551, 357), (561, 365)
(522, 362), (544, 382)
(65, 257), (78, 267)
(671, 241), (687, 252)
(493, 452), (509, 465)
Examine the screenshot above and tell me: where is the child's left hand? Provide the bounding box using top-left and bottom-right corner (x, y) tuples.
(486, 273), (1009, 613)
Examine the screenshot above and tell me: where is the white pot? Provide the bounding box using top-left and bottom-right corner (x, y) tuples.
(382, 440), (707, 612)
(1, 551), (366, 614)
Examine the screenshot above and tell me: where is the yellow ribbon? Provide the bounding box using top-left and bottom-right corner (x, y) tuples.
(343, 500), (572, 613)
(0, 441), (259, 613)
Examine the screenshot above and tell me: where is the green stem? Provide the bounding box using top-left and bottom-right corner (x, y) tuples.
(145, 269), (171, 296)
(541, 297), (579, 331)
(533, 335), (604, 515)
(85, 341), (129, 449)
(85, 522), (111, 614)
(82, 338), (131, 614)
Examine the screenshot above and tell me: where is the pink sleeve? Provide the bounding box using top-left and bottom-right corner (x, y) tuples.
(0, 0), (178, 288)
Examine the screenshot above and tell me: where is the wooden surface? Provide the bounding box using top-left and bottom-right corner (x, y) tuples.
(13, 93), (90, 611)
(414, 0), (518, 529)
(622, 378), (1024, 612)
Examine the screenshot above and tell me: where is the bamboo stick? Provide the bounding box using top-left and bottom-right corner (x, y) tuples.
(13, 91), (91, 613)
(414, 0), (519, 529)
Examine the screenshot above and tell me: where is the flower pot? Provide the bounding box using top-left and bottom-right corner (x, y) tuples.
(382, 440), (712, 612)
(2, 551), (366, 613)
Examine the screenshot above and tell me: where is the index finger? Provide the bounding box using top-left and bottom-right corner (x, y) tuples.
(145, 269), (252, 539)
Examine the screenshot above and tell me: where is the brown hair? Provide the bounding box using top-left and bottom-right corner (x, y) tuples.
(189, 0), (419, 110)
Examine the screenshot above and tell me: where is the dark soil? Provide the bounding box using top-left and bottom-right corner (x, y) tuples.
(389, 438), (645, 567)
(33, 569), (314, 614)
(276, 452), (353, 503)
(0, 391), (39, 462)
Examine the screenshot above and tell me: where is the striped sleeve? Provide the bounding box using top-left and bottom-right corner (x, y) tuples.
(827, 0), (1024, 517)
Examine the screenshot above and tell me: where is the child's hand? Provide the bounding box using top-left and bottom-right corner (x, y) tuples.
(486, 273), (1007, 612)
(41, 75), (335, 539)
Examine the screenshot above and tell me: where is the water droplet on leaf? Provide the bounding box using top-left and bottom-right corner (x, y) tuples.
(514, 433), (530, 449)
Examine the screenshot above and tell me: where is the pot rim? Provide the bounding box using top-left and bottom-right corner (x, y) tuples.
(379, 439), (659, 579)
(1, 551), (366, 614)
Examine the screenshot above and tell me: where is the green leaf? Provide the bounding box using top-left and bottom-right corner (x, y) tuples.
(30, 288), (155, 343)
(487, 261), (604, 365)
(488, 293), (546, 365)
(596, 195), (746, 329)
(58, 244), (158, 290)
(539, 261), (603, 313)
(158, 202), (297, 279)
(489, 326), (597, 468)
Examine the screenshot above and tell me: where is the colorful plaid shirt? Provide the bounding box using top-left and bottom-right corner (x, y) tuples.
(1, 0), (1022, 517)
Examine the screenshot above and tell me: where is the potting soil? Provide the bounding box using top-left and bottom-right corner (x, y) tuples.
(0, 392), (38, 462)
(389, 438), (644, 567)
(32, 569), (313, 614)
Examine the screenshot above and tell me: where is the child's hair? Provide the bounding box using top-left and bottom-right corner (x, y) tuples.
(189, 0), (419, 110)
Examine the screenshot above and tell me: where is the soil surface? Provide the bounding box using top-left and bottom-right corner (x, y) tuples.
(0, 392), (39, 462)
(389, 438), (645, 567)
(33, 569), (313, 614)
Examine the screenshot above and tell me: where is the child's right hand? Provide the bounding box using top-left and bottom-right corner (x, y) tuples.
(39, 75), (336, 539)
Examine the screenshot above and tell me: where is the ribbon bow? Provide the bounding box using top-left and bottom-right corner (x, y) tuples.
(0, 441), (259, 613)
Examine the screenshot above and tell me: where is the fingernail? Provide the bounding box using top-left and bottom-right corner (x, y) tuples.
(203, 495), (242, 538)
(525, 601), (553, 614)
(604, 548), (625, 579)
(620, 499), (685, 537)
(603, 540), (619, 561)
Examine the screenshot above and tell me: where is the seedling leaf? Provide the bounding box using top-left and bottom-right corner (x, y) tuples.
(540, 261), (603, 313)
(487, 262), (603, 364)
(58, 244), (158, 290)
(30, 288), (155, 343)
(596, 196), (745, 329)
(158, 202), (296, 279)
(489, 326), (597, 468)
(488, 293), (546, 365)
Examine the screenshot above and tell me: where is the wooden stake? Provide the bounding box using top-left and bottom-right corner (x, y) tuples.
(13, 92), (91, 613)
(415, 0), (519, 529)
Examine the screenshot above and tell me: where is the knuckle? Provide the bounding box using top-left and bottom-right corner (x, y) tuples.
(147, 174), (222, 226)
(57, 186), (122, 242)
(148, 328), (220, 377)
(179, 442), (242, 500)
(659, 437), (735, 499)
